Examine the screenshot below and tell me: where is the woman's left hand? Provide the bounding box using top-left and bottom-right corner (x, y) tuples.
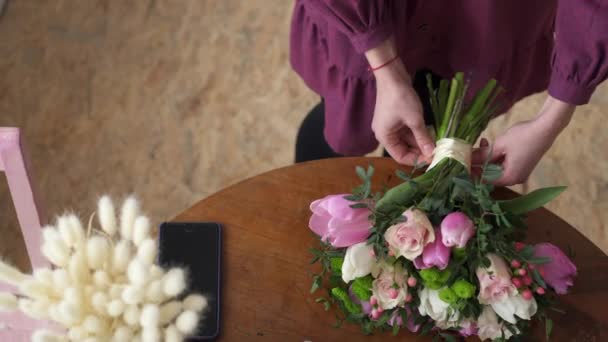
(472, 96), (575, 186)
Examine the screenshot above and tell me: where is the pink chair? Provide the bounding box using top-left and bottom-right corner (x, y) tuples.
(0, 127), (52, 340)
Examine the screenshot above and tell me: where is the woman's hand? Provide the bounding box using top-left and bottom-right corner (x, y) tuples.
(473, 96), (575, 186)
(366, 38), (435, 165)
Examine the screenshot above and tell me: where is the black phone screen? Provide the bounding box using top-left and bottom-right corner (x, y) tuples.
(159, 222), (221, 339)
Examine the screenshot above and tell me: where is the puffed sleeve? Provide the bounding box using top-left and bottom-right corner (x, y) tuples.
(306, 0), (394, 53)
(548, 0), (608, 105)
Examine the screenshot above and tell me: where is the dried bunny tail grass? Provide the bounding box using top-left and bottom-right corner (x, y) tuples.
(52, 269), (70, 289)
(19, 277), (56, 300)
(91, 291), (110, 315)
(144, 280), (165, 303)
(112, 240), (133, 275)
(132, 216), (151, 246)
(137, 238), (157, 265)
(122, 285), (144, 305)
(18, 298), (48, 320)
(183, 294), (208, 312)
(127, 259), (148, 285)
(0, 258), (27, 285)
(41, 243), (68, 268)
(86, 236), (111, 270)
(120, 197), (139, 241)
(164, 324), (184, 342)
(112, 325), (135, 342)
(68, 251), (89, 284)
(142, 326), (161, 342)
(140, 303), (160, 327)
(98, 195), (118, 236)
(31, 329), (68, 342)
(123, 304), (141, 326)
(176, 310), (199, 335)
(149, 265), (164, 280)
(33, 268), (54, 287)
(58, 300), (84, 325)
(66, 213), (86, 246)
(82, 315), (110, 335)
(0, 292), (18, 311)
(57, 216), (77, 247)
(162, 268), (187, 297)
(67, 326), (88, 341)
(92, 270), (111, 289)
(159, 300), (183, 325)
(106, 299), (125, 317)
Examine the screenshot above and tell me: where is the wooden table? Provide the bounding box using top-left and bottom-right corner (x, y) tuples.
(174, 158), (608, 342)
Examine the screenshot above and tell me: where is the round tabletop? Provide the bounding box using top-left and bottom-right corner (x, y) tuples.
(173, 157), (608, 341)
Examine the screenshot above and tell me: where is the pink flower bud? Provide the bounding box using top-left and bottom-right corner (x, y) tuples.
(369, 249), (376, 257)
(388, 249), (395, 257)
(515, 242), (526, 251)
(370, 296), (378, 306)
(405, 293), (413, 303)
(511, 260), (521, 269)
(536, 287), (545, 295)
(523, 275), (533, 286)
(376, 307), (384, 314)
(440, 212), (475, 248)
(528, 264), (535, 270)
(371, 308), (380, 320)
(388, 288), (399, 299)
(522, 289), (533, 300)
(511, 277), (523, 288)
(407, 277), (417, 287)
(518, 268), (527, 276)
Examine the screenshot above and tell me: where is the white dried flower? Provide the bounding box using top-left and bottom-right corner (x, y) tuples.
(106, 299), (125, 317)
(112, 325), (134, 342)
(92, 270), (111, 289)
(127, 259), (148, 285)
(144, 280), (165, 303)
(19, 299), (48, 319)
(82, 315), (109, 334)
(68, 251), (89, 284)
(19, 278), (54, 300)
(120, 197), (139, 240)
(142, 326), (161, 342)
(122, 285), (144, 305)
(159, 300), (183, 325)
(67, 326), (88, 341)
(176, 310), (199, 334)
(58, 301), (83, 325)
(140, 303), (160, 327)
(32, 329), (68, 342)
(0, 258), (27, 285)
(163, 268), (186, 297)
(41, 241), (69, 268)
(0, 292), (18, 311)
(165, 324), (184, 342)
(183, 294), (208, 312)
(33, 268), (54, 286)
(57, 216), (77, 247)
(91, 292), (109, 315)
(133, 216), (151, 246)
(149, 265), (164, 280)
(52, 269), (70, 288)
(98, 196), (118, 236)
(137, 238), (157, 265)
(112, 240), (132, 275)
(123, 305), (141, 326)
(66, 214), (86, 246)
(86, 236), (110, 270)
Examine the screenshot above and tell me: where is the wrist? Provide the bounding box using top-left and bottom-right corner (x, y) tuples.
(365, 36), (412, 86)
(535, 96), (576, 136)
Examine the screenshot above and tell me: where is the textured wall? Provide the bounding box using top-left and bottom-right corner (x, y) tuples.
(0, 0), (606, 272)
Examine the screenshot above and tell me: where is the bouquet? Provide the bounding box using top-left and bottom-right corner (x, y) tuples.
(308, 73), (577, 341)
(0, 196), (206, 342)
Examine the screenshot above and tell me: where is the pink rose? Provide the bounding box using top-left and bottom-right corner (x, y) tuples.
(384, 208), (435, 261)
(371, 263), (408, 310)
(413, 228), (451, 270)
(476, 254), (517, 304)
(441, 212), (475, 248)
(309, 194), (372, 247)
(533, 243), (577, 294)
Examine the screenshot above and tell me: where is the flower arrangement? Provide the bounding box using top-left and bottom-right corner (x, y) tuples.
(308, 73), (577, 341)
(0, 196), (206, 341)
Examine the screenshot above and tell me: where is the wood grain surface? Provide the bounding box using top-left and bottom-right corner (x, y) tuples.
(174, 157), (607, 342)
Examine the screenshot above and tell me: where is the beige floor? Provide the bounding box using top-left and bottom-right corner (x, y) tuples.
(1, 1), (606, 272)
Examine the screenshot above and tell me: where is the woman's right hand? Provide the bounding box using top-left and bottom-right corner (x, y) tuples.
(366, 38), (435, 165)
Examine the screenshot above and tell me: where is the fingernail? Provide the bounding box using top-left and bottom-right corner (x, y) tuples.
(423, 144), (435, 156)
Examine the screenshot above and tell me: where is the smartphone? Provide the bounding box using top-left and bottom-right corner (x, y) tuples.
(159, 222), (222, 340)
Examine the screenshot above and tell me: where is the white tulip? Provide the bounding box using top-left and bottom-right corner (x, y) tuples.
(418, 287), (459, 327)
(477, 305), (517, 340)
(341, 242), (376, 283)
(491, 294), (538, 324)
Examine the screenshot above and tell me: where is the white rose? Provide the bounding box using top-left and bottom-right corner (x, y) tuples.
(491, 294), (537, 324)
(341, 242), (375, 283)
(418, 287), (459, 326)
(477, 306), (518, 341)
(371, 263), (408, 310)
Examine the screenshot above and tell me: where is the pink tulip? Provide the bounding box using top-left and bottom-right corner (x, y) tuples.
(413, 228), (451, 270)
(309, 194), (372, 247)
(441, 212), (475, 248)
(349, 286), (372, 315)
(533, 243), (577, 294)
(459, 320), (478, 337)
(388, 306), (420, 333)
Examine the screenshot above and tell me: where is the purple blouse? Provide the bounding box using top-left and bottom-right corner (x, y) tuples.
(290, 0), (608, 155)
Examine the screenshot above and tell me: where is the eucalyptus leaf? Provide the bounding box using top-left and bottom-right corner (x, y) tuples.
(482, 163), (503, 182)
(356, 166), (367, 181)
(452, 177), (475, 193)
(545, 318), (553, 340)
(350, 203), (369, 209)
(532, 269), (547, 288)
(499, 186), (567, 215)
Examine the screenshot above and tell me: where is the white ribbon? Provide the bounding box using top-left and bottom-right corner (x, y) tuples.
(427, 138), (472, 171)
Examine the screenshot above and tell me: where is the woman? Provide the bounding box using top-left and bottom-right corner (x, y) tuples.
(291, 0), (607, 186)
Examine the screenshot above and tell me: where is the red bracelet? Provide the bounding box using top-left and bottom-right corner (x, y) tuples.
(368, 55), (399, 72)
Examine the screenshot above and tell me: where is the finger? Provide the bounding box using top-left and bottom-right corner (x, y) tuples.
(402, 133), (430, 165)
(380, 132), (413, 165)
(472, 142), (505, 166)
(408, 121), (435, 157)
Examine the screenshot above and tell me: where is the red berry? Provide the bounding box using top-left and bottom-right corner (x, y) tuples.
(518, 268), (527, 276)
(511, 277), (523, 288)
(528, 264), (535, 270)
(405, 293), (413, 303)
(511, 260), (521, 268)
(523, 275), (533, 286)
(407, 277), (417, 287)
(515, 242), (526, 251)
(536, 287), (545, 295)
(522, 289), (533, 300)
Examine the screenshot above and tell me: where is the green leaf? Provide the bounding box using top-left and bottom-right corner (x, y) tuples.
(396, 169), (411, 181)
(532, 269), (547, 289)
(356, 166), (367, 181)
(545, 318), (553, 341)
(420, 321), (435, 335)
(392, 322), (400, 336)
(367, 165), (375, 178)
(482, 163), (503, 182)
(439, 333), (457, 342)
(310, 275), (321, 294)
(529, 257), (552, 265)
(499, 186), (567, 215)
(519, 245), (535, 259)
(350, 203), (368, 209)
(309, 256), (320, 264)
(479, 223), (493, 233)
(452, 177), (475, 193)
